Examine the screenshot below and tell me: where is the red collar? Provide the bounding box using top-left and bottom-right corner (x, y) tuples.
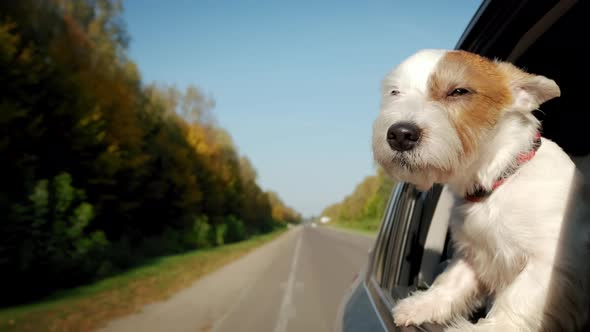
(464, 132), (542, 203)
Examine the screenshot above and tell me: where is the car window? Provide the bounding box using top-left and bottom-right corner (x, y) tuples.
(367, 183), (427, 297)
(365, 183), (449, 331)
(371, 183), (403, 286)
(363, 2), (590, 331)
(396, 187), (443, 290)
(383, 184), (419, 292)
(379, 185), (443, 299)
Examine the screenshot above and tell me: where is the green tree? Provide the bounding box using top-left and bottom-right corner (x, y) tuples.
(321, 167), (395, 222)
(0, 0), (300, 306)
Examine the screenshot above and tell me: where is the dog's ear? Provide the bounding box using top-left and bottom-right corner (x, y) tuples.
(497, 62), (560, 112)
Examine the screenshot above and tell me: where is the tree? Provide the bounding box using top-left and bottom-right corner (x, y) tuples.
(321, 167), (395, 222)
(0, 0), (300, 306)
(267, 191), (302, 224)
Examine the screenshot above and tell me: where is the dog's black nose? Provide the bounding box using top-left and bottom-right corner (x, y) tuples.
(387, 122), (421, 151)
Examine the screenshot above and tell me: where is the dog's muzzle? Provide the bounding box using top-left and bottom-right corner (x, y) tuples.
(386, 122), (422, 151)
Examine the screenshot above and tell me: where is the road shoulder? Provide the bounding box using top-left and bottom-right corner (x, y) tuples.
(99, 227), (300, 332)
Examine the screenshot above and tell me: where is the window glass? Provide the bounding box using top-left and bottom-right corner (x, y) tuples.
(371, 183), (403, 286)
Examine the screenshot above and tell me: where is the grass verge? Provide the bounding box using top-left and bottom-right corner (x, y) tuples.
(0, 229), (287, 332)
(325, 219), (380, 236)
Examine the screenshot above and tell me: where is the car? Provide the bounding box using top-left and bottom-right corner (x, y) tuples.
(336, 0), (589, 331)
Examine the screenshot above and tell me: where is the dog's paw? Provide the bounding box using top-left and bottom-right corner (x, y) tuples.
(442, 322), (476, 332)
(443, 324), (488, 332)
(392, 298), (424, 327)
(443, 327), (469, 332)
(392, 293), (452, 327)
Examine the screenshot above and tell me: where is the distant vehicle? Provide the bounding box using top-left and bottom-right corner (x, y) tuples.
(336, 0), (589, 331)
(320, 216), (331, 224)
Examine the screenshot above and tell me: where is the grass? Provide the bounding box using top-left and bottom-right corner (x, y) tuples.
(0, 229), (287, 332)
(325, 219), (381, 235)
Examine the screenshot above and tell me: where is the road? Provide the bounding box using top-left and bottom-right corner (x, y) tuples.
(99, 225), (375, 332)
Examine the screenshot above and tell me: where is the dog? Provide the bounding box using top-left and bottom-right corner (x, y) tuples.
(372, 49), (590, 331)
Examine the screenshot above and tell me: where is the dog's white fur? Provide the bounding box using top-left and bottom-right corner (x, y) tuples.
(373, 49), (590, 331)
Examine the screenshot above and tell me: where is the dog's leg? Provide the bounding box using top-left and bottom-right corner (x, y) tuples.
(445, 263), (551, 332)
(392, 258), (483, 326)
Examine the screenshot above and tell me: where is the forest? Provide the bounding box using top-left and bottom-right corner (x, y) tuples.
(0, 0), (300, 306)
(321, 168), (395, 226)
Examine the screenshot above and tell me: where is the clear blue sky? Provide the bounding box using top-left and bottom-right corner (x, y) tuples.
(123, 1), (481, 217)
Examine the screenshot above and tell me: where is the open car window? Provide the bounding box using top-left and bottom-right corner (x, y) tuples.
(372, 1), (590, 330)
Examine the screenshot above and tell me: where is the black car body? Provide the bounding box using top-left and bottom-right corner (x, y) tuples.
(337, 1), (589, 331)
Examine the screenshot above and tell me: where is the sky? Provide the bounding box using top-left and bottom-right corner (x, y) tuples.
(123, 0), (482, 217)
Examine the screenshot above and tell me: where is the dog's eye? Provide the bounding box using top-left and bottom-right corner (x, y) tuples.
(390, 90), (400, 96)
(448, 88), (471, 97)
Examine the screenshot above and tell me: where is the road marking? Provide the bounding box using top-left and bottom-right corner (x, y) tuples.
(279, 281), (304, 292)
(211, 230), (295, 332)
(274, 232), (303, 332)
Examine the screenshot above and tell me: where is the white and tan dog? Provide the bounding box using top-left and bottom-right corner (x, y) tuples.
(372, 49), (590, 331)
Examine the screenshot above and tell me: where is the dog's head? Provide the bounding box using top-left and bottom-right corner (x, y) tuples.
(372, 49), (560, 190)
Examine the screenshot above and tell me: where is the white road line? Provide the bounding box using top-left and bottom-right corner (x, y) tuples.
(274, 232), (303, 332)
(211, 230), (294, 332)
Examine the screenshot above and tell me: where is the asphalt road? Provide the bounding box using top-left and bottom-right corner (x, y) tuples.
(100, 225), (375, 332)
